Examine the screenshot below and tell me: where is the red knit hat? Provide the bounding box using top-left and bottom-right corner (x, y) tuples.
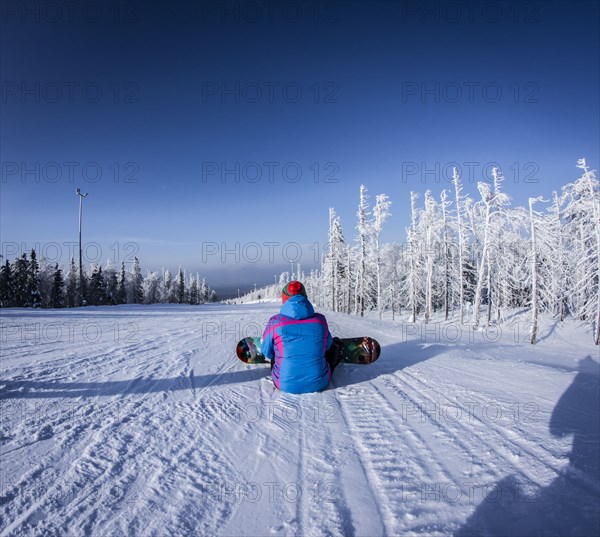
(281, 281), (307, 303)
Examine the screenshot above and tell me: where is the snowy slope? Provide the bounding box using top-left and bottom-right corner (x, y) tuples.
(1, 304), (598, 537)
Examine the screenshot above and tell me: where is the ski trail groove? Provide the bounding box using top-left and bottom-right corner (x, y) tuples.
(336, 385), (412, 537)
(395, 369), (567, 480)
(396, 367), (600, 496)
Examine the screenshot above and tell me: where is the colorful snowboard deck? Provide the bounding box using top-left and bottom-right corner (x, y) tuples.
(236, 336), (381, 365)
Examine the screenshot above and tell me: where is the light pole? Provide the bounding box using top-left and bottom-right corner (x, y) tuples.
(76, 188), (88, 304)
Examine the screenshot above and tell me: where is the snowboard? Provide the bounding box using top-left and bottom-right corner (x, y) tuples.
(236, 336), (381, 365)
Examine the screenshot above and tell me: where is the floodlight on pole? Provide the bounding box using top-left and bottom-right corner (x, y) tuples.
(76, 189), (89, 304)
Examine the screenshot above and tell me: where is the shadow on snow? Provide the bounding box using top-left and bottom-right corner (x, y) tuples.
(455, 355), (600, 537)
(0, 338), (441, 399)
(330, 339), (447, 389)
(0, 366), (269, 399)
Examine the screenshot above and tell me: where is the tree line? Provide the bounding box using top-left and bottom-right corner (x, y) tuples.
(240, 159), (599, 345)
(0, 254), (217, 308)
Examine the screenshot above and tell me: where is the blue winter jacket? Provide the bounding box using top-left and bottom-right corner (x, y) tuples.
(261, 295), (333, 394)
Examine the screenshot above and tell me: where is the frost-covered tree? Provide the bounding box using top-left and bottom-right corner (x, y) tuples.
(323, 208), (346, 312)
(486, 169), (512, 322)
(104, 259), (118, 305)
(495, 207), (528, 319)
(162, 269), (173, 303)
(351, 185), (390, 316)
(34, 257), (54, 308)
(343, 244), (354, 314)
(131, 257), (144, 304)
(196, 273), (204, 303)
(200, 277), (210, 303)
(548, 191), (568, 320)
(372, 193), (392, 318)
(440, 189), (452, 320)
(404, 191), (422, 322)
(471, 184), (493, 327)
(380, 243), (402, 320)
(66, 257), (78, 307)
(421, 191), (439, 323)
(563, 159), (600, 343)
(143, 271), (161, 304)
(452, 168), (468, 323)
(472, 168), (510, 327)
(354, 185), (371, 316)
(528, 197), (545, 344)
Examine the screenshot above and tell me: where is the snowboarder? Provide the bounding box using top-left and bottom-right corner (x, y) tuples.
(261, 281), (341, 394)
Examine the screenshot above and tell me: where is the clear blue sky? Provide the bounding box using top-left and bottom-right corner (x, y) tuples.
(1, 0), (599, 289)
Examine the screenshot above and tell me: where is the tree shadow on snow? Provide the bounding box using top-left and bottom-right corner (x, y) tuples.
(0, 366), (270, 399)
(454, 355), (600, 537)
(331, 339), (447, 389)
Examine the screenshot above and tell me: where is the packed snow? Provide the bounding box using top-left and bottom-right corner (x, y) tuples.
(1, 303), (598, 536)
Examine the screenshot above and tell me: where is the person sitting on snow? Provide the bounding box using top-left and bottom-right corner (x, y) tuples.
(261, 281), (341, 394)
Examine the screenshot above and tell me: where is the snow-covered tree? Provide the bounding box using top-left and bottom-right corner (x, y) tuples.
(421, 191), (439, 323)
(563, 159), (600, 343)
(35, 257), (55, 308)
(528, 197), (545, 344)
(380, 242), (402, 320)
(440, 189), (452, 320)
(131, 257), (144, 304)
(104, 259), (118, 305)
(404, 191), (421, 322)
(143, 271), (161, 304)
(162, 269), (173, 303)
(323, 208), (346, 312)
(343, 244), (354, 314)
(354, 185), (371, 316)
(372, 194), (392, 318)
(200, 277), (210, 303)
(548, 191), (568, 321)
(452, 168), (468, 323)
(472, 168), (510, 327)
(66, 257), (78, 307)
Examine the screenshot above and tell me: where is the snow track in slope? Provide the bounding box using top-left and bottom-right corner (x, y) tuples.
(1, 304), (597, 536)
(395, 364), (600, 500)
